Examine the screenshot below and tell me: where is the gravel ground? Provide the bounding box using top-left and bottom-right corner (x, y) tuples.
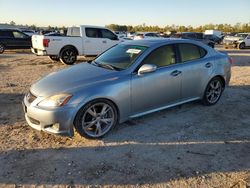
(0, 48), (249, 188)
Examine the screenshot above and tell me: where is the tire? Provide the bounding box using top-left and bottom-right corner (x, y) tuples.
(59, 48), (77, 65)
(74, 99), (118, 139)
(49, 56), (60, 62)
(0, 44), (5, 54)
(239, 43), (245, 49)
(202, 77), (223, 106)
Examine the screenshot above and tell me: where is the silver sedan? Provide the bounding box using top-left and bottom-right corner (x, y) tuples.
(23, 39), (231, 138)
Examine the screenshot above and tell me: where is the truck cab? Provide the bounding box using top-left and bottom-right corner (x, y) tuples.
(31, 25), (121, 65)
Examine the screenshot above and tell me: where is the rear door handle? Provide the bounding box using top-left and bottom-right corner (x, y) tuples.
(102, 40), (107, 44)
(171, 70), (182, 77)
(205, 62), (212, 68)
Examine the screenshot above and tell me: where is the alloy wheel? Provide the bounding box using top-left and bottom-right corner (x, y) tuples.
(206, 79), (222, 104)
(81, 103), (115, 138)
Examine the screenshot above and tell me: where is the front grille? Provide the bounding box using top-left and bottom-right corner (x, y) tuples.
(26, 91), (37, 104)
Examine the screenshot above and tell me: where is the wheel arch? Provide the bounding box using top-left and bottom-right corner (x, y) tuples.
(72, 97), (120, 127)
(209, 75), (226, 89)
(59, 45), (79, 56)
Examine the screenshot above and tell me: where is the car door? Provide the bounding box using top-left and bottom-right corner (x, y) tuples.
(0, 30), (15, 48)
(83, 27), (103, 55)
(12, 31), (31, 48)
(245, 35), (250, 46)
(100, 29), (120, 52)
(131, 45), (182, 115)
(177, 43), (213, 100)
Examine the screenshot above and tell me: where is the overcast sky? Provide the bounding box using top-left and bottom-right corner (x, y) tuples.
(1, 0), (250, 27)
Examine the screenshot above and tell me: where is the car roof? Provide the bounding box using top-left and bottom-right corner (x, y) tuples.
(0, 28), (19, 31)
(122, 38), (204, 48)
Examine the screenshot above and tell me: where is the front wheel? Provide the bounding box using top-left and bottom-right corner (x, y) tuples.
(239, 43), (245, 49)
(75, 99), (118, 139)
(0, 44), (5, 54)
(202, 77), (223, 106)
(60, 48), (77, 65)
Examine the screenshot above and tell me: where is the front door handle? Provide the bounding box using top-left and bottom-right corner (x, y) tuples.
(205, 62), (212, 68)
(102, 40), (107, 44)
(171, 70), (182, 77)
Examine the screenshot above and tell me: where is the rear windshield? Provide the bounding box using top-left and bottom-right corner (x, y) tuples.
(67, 27), (80, 36)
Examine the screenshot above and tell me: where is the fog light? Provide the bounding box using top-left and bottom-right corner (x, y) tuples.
(52, 123), (60, 131)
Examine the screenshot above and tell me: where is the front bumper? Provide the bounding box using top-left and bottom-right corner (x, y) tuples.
(31, 48), (47, 56)
(23, 94), (74, 136)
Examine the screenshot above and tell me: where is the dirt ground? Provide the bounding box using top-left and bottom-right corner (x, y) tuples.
(0, 47), (249, 188)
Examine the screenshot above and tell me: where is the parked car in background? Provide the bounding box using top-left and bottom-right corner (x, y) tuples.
(223, 33), (250, 49)
(31, 25), (122, 65)
(204, 34), (222, 44)
(20, 29), (37, 36)
(114, 31), (127, 39)
(134, 32), (161, 40)
(0, 29), (31, 54)
(23, 39), (231, 138)
(171, 32), (215, 48)
(127, 32), (136, 39)
(204, 30), (223, 39)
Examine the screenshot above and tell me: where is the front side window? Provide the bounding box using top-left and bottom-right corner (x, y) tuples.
(12, 31), (27, 38)
(101, 29), (117, 40)
(86, 28), (100, 38)
(178, 43), (207, 62)
(94, 44), (147, 70)
(143, 45), (176, 68)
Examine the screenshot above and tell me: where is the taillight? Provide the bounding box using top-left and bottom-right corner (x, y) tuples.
(228, 57), (233, 65)
(43, 39), (50, 47)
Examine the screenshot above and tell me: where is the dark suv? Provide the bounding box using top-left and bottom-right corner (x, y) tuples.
(171, 32), (215, 48)
(0, 29), (32, 53)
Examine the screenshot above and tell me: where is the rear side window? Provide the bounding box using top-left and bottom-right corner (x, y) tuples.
(12, 31), (27, 38)
(178, 43), (207, 62)
(0, 30), (13, 37)
(67, 27), (80, 36)
(143, 45), (176, 68)
(86, 28), (100, 38)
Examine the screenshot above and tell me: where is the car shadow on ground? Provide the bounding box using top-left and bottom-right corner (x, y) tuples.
(0, 93), (25, 125)
(0, 140), (249, 186)
(0, 84), (250, 186)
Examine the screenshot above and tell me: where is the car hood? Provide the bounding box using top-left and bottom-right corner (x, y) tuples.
(30, 63), (119, 97)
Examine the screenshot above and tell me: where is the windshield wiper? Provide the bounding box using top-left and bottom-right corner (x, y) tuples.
(91, 61), (122, 71)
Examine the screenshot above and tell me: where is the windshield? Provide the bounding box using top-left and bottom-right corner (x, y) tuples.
(94, 44), (148, 70)
(235, 33), (248, 38)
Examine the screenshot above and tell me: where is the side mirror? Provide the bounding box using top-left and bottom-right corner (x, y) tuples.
(138, 64), (157, 75)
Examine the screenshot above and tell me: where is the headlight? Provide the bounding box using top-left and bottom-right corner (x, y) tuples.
(38, 93), (72, 108)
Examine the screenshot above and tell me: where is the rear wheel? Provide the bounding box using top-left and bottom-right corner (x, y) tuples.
(239, 42), (245, 49)
(59, 48), (77, 65)
(0, 44), (5, 54)
(49, 56), (60, 62)
(202, 77), (223, 106)
(75, 99), (118, 139)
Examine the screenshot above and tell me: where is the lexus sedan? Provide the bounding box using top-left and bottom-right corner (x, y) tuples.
(23, 39), (231, 138)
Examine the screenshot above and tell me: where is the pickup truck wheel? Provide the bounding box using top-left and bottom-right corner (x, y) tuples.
(60, 48), (77, 65)
(239, 43), (245, 49)
(0, 44), (5, 54)
(49, 56), (60, 61)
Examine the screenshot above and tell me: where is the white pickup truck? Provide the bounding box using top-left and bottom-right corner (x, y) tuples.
(31, 25), (122, 65)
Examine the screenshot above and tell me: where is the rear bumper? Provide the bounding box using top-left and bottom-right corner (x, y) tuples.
(31, 48), (47, 56)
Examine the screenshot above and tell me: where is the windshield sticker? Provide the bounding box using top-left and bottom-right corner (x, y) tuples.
(126, 49), (142, 54)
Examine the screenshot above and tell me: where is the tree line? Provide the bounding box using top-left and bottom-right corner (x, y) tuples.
(106, 23), (250, 33)
(7, 21), (250, 33)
